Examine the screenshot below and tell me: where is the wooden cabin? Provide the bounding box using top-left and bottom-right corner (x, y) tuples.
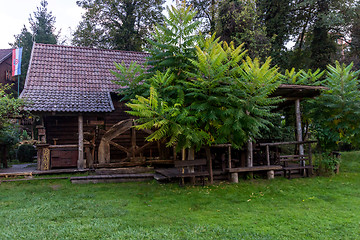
(20, 43), (163, 170)
(0, 49), (15, 90)
(20, 43), (326, 182)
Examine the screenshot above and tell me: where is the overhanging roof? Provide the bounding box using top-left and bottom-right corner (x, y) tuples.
(273, 84), (327, 99)
(20, 43), (148, 113)
(0, 49), (12, 64)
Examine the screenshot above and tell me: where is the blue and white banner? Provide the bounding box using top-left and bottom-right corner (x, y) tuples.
(12, 47), (23, 76)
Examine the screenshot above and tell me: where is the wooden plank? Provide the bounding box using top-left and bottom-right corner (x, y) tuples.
(205, 146), (213, 184)
(0, 177), (69, 182)
(32, 169), (88, 175)
(266, 145), (270, 166)
(109, 141), (131, 154)
(70, 173), (154, 184)
(283, 166), (313, 170)
(95, 167), (154, 175)
(134, 141), (156, 155)
(85, 147), (94, 169)
(174, 159), (207, 167)
(226, 165), (283, 173)
(259, 140), (317, 147)
(49, 144), (78, 149)
(78, 114), (84, 170)
(93, 161), (146, 168)
(279, 154), (310, 158)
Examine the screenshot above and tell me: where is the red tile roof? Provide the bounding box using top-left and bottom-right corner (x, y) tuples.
(0, 49), (12, 64)
(20, 43), (148, 112)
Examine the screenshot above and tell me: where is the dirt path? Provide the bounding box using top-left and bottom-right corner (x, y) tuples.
(0, 163), (37, 173)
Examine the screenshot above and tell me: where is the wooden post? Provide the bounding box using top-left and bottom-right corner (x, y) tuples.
(266, 145), (270, 166)
(188, 148), (195, 184)
(181, 148), (185, 185)
(205, 146), (213, 184)
(229, 145), (237, 183)
(78, 114), (84, 170)
(295, 99), (304, 157)
(267, 170), (274, 179)
(131, 120), (136, 160)
(247, 138), (253, 179)
(308, 143), (313, 175)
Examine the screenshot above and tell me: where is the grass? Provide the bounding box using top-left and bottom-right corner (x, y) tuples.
(1, 152), (360, 239)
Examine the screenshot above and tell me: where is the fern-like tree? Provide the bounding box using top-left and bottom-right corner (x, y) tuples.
(308, 62), (360, 151)
(127, 35), (281, 150)
(147, 4), (201, 76)
(118, 4), (282, 163)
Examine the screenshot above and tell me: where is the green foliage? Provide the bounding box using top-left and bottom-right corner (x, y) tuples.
(126, 32), (281, 150)
(313, 153), (341, 175)
(29, 0), (58, 44)
(0, 84), (23, 132)
(183, 38), (281, 147)
(216, 0), (271, 60)
(73, 0), (164, 51)
(257, 0), (292, 66)
(281, 68), (325, 85)
(187, 0), (219, 33)
(308, 61), (360, 150)
(147, 3), (201, 75)
(111, 61), (148, 101)
(16, 144), (36, 163)
(12, 0), (58, 90)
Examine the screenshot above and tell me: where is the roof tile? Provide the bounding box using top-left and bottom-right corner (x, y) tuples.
(21, 43), (148, 112)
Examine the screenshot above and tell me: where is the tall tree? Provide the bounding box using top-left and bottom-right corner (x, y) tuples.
(309, 0), (337, 70)
(216, 0), (271, 60)
(73, 0), (164, 51)
(187, 0), (219, 33)
(308, 62), (360, 151)
(257, 0), (292, 67)
(12, 0), (58, 91)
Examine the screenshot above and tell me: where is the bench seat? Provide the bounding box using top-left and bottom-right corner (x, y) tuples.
(226, 165), (282, 173)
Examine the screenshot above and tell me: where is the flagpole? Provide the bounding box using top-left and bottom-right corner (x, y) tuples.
(17, 75), (20, 97)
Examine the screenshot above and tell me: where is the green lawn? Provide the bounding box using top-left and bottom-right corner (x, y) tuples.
(1, 152), (360, 239)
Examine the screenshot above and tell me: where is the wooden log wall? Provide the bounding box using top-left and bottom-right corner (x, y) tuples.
(43, 96), (160, 167)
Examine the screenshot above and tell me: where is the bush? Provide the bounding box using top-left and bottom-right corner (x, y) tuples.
(17, 144), (36, 163)
(313, 153), (341, 175)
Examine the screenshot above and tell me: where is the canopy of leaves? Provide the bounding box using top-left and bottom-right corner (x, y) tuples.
(73, 0), (164, 51)
(0, 84), (24, 144)
(216, 0), (271, 60)
(147, 4), (201, 75)
(126, 33), (281, 150)
(308, 62), (360, 151)
(12, 0), (59, 91)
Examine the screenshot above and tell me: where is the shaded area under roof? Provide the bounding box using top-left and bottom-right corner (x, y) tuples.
(273, 84), (327, 99)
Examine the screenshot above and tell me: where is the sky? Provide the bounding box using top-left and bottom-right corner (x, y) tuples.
(0, 0), (175, 49)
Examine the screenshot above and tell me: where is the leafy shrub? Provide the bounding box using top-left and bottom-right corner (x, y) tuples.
(313, 153), (341, 175)
(17, 144), (36, 163)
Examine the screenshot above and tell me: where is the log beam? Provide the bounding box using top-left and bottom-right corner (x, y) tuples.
(295, 99), (305, 169)
(78, 114), (84, 169)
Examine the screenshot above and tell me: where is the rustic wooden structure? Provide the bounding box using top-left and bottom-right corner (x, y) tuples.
(0, 49), (17, 93)
(259, 141), (316, 179)
(224, 85), (326, 182)
(20, 43), (160, 170)
(155, 159), (209, 186)
(20, 43), (326, 184)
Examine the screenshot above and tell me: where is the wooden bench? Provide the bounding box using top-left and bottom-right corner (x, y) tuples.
(155, 159), (209, 185)
(226, 165), (282, 181)
(279, 154), (313, 179)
